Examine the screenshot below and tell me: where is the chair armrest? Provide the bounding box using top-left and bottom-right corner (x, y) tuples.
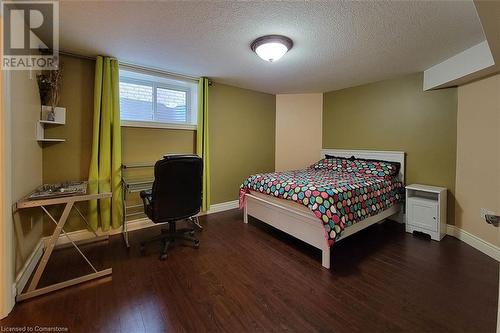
(140, 189), (152, 200)
(140, 189), (152, 214)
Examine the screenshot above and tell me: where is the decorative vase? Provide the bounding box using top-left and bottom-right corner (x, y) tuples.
(47, 108), (55, 121)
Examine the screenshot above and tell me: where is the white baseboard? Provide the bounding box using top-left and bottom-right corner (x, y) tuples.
(13, 218), (158, 296)
(207, 200), (239, 214)
(446, 225), (499, 262)
(50, 217), (156, 247)
(14, 200), (241, 295)
(15, 206), (498, 302)
(14, 239), (44, 297)
(50, 200), (240, 246)
(37, 198), (407, 258)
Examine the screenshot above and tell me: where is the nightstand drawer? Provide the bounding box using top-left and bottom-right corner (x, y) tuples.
(407, 197), (438, 232)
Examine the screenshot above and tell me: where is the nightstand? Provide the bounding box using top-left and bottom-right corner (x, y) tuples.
(405, 184), (447, 241)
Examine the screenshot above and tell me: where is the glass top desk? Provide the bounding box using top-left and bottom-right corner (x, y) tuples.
(15, 189), (112, 301)
(121, 162), (155, 247)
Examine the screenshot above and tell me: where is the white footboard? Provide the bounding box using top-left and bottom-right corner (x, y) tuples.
(243, 149), (405, 269)
(243, 193), (331, 268)
(243, 193), (402, 269)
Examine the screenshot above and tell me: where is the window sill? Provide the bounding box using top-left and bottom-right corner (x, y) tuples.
(121, 120), (197, 131)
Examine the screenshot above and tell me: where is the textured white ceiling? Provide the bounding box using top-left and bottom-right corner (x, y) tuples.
(59, 0), (484, 94)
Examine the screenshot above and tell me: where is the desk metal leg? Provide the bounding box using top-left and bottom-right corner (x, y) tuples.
(17, 202), (112, 301)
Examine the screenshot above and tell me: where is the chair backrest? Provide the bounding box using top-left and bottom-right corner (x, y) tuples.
(150, 154), (203, 222)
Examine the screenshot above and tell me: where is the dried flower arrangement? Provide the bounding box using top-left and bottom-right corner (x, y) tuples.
(48, 65), (63, 110)
(36, 74), (51, 106)
(36, 63), (63, 110)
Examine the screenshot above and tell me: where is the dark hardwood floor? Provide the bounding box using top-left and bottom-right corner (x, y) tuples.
(1, 209), (498, 332)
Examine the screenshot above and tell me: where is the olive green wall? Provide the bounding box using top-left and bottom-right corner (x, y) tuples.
(43, 56), (197, 188)
(43, 55), (94, 185)
(120, 127), (196, 216)
(42, 55), (275, 231)
(122, 127), (196, 164)
(209, 83), (275, 204)
(323, 73), (457, 224)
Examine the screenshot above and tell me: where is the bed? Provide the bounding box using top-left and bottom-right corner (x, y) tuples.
(240, 149), (405, 269)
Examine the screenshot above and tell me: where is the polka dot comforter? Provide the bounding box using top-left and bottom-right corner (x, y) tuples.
(240, 164), (403, 246)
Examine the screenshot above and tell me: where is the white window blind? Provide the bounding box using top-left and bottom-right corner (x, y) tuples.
(120, 80), (154, 121)
(119, 68), (198, 129)
(156, 87), (187, 123)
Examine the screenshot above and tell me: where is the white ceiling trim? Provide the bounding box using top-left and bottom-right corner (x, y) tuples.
(423, 41), (494, 91)
(422, 0), (500, 90)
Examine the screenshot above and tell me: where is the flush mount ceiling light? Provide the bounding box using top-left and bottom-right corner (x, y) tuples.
(251, 35), (293, 62)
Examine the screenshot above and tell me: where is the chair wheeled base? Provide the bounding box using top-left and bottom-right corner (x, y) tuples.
(140, 217), (201, 260)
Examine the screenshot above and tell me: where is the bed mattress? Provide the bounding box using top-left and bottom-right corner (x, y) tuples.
(240, 167), (404, 245)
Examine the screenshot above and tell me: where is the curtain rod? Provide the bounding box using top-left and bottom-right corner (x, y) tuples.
(59, 51), (200, 82)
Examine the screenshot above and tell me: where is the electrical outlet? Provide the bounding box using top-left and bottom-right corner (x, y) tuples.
(480, 208), (495, 220)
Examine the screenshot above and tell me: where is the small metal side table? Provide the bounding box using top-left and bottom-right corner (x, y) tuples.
(15, 191), (112, 301)
(121, 162), (155, 248)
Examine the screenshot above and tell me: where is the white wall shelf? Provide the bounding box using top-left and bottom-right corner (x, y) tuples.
(39, 120), (65, 125)
(37, 138), (66, 143)
(36, 106), (66, 143)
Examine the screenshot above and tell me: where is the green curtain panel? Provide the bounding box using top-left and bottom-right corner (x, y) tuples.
(197, 78), (211, 212)
(88, 56), (123, 231)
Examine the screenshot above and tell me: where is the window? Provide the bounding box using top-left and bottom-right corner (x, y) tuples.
(119, 68), (198, 129)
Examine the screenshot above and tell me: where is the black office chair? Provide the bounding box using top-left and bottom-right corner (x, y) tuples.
(139, 154), (203, 260)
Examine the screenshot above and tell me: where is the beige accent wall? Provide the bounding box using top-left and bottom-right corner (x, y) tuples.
(323, 73), (457, 224)
(275, 93), (322, 171)
(0, 79), (7, 318)
(209, 82), (275, 203)
(1, 19), (14, 315)
(455, 74), (499, 247)
(42, 55), (275, 231)
(10, 71), (44, 277)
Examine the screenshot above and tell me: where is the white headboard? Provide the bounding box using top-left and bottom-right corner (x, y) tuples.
(320, 149), (406, 183)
